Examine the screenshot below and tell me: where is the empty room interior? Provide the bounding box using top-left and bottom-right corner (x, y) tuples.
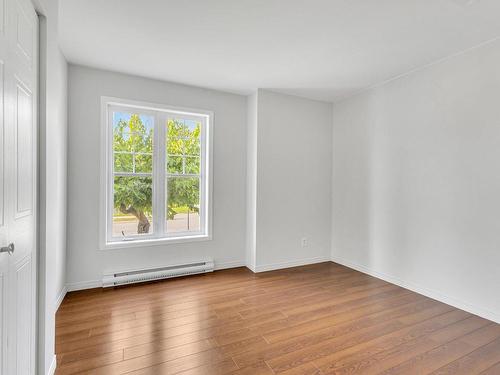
(1, 0), (500, 374)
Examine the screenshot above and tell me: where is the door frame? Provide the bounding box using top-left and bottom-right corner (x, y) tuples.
(27, 0), (44, 373)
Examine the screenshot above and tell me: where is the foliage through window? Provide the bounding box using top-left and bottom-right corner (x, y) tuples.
(102, 99), (212, 247)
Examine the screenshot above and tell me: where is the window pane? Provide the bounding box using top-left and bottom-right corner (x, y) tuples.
(166, 118), (201, 175)
(166, 176), (200, 233)
(167, 118), (200, 139)
(167, 155), (183, 174)
(114, 152), (133, 173)
(185, 137), (201, 156)
(135, 153), (153, 173)
(185, 156), (200, 174)
(113, 111), (154, 173)
(113, 176), (153, 237)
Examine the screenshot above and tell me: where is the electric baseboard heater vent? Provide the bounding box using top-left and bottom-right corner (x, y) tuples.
(102, 259), (214, 287)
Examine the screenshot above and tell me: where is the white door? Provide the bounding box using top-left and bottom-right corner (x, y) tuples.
(0, 0), (38, 373)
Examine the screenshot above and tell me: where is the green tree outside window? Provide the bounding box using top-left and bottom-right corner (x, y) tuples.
(113, 114), (201, 235)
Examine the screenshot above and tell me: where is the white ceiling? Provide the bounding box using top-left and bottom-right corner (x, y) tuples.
(59, 0), (500, 102)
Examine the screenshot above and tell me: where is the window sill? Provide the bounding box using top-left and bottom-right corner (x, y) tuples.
(100, 234), (212, 250)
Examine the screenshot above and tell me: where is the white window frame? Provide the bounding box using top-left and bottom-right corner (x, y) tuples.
(99, 96), (213, 250)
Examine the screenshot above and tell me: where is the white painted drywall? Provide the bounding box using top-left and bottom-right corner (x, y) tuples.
(246, 93), (258, 271)
(252, 90), (333, 271)
(34, 0), (68, 373)
(66, 65), (247, 288)
(331, 39), (500, 323)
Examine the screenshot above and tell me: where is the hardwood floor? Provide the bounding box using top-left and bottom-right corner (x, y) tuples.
(55, 262), (500, 374)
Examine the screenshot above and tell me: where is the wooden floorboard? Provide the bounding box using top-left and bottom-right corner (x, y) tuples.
(55, 262), (499, 374)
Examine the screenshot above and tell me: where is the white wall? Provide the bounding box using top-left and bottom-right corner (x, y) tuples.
(332, 39), (500, 323)
(246, 93), (258, 271)
(250, 90), (333, 271)
(66, 65), (247, 288)
(34, 0), (68, 373)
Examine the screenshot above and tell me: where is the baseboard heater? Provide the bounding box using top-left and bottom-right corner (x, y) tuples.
(102, 259), (215, 287)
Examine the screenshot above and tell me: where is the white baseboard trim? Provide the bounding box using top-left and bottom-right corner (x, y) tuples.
(246, 262), (256, 273)
(65, 257), (329, 291)
(331, 254), (500, 324)
(66, 280), (102, 292)
(54, 286), (67, 312)
(214, 260), (246, 270)
(47, 354), (56, 375)
(254, 255), (331, 273)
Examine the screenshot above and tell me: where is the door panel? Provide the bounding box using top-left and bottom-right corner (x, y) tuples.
(0, 61), (4, 231)
(0, 0), (4, 35)
(15, 0), (32, 67)
(15, 258), (32, 375)
(0, 6), (7, 374)
(0, 273), (4, 374)
(0, 0), (37, 373)
(15, 80), (33, 217)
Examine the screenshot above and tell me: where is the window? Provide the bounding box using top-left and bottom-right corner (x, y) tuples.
(100, 97), (213, 248)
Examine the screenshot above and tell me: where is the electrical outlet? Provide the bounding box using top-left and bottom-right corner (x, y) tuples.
(301, 237), (308, 247)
